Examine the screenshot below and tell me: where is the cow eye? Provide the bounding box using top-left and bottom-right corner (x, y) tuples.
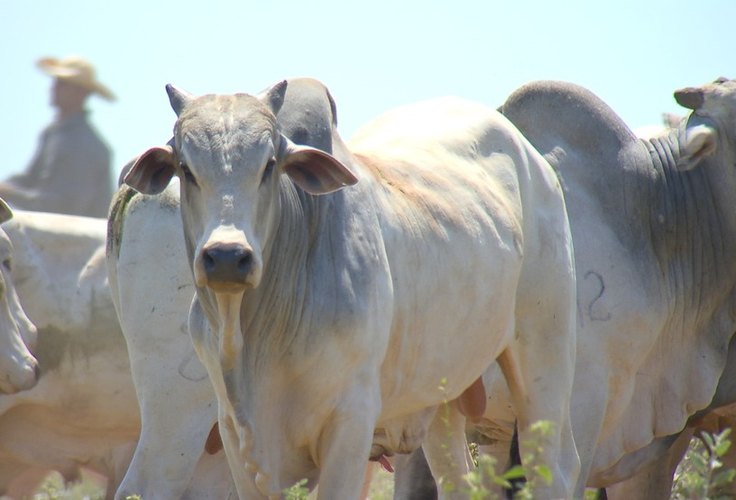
(262, 158), (276, 185)
(2, 259), (11, 272)
(180, 163), (198, 186)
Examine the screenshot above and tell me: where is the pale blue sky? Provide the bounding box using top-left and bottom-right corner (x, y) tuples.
(1, 0), (733, 182)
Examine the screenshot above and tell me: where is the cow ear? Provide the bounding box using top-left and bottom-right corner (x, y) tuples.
(678, 124), (717, 171)
(674, 86), (705, 110)
(0, 198), (13, 224)
(280, 138), (358, 195)
(124, 146), (178, 194)
(257, 80), (288, 116)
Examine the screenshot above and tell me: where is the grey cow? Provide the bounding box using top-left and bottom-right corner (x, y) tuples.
(499, 77), (736, 493)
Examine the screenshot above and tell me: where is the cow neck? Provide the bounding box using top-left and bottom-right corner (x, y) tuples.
(239, 179), (324, 363)
(645, 126), (736, 317)
(225, 182), (335, 487)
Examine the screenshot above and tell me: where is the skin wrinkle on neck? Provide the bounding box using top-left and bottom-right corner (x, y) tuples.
(241, 180), (318, 362)
(645, 128), (731, 329)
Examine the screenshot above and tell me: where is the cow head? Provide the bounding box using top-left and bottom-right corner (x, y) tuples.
(125, 81), (357, 294)
(0, 199), (39, 393)
(675, 77), (735, 171)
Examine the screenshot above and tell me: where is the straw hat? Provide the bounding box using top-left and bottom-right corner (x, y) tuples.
(36, 56), (116, 101)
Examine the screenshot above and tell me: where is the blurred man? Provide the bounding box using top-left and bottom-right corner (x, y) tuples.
(0, 56), (115, 218)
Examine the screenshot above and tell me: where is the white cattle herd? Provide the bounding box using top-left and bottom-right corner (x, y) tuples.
(0, 76), (733, 499)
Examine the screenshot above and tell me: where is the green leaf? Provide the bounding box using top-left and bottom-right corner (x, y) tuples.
(535, 464), (554, 485)
(714, 437), (732, 458)
(492, 476), (513, 488)
(503, 464), (527, 480)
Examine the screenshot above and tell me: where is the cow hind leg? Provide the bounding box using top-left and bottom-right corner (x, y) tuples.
(421, 401), (474, 499)
(497, 326), (579, 499)
(392, 447), (440, 500)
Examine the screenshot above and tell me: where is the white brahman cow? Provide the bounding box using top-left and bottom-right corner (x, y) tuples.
(123, 80), (579, 499)
(107, 180), (235, 500)
(108, 78), (350, 500)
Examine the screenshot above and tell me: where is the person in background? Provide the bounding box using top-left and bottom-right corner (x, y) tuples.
(0, 56), (115, 218)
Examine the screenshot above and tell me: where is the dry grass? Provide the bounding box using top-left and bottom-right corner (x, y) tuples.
(30, 470), (105, 500)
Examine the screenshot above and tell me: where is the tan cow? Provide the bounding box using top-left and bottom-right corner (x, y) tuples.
(0, 210), (232, 499)
(0, 199), (38, 394)
(0, 211), (137, 498)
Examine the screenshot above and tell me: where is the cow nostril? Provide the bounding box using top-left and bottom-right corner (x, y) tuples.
(238, 252), (253, 273)
(33, 363), (41, 381)
(203, 251), (216, 272)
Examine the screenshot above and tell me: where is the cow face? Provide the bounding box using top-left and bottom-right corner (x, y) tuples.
(0, 199), (39, 393)
(124, 82), (357, 296)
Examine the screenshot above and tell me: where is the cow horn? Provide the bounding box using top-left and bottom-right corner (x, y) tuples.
(0, 198), (12, 225)
(258, 80), (288, 116)
(166, 84), (194, 116)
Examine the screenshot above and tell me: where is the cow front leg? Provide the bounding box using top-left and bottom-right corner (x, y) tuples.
(314, 387), (381, 500)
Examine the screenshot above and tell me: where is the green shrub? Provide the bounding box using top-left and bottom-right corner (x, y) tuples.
(458, 420), (554, 499)
(283, 478), (310, 499)
(672, 428), (736, 500)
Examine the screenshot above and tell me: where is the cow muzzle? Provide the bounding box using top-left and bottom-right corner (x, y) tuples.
(198, 242), (258, 292)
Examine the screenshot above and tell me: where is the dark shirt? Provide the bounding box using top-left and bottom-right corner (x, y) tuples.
(2, 111), (113, 218)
